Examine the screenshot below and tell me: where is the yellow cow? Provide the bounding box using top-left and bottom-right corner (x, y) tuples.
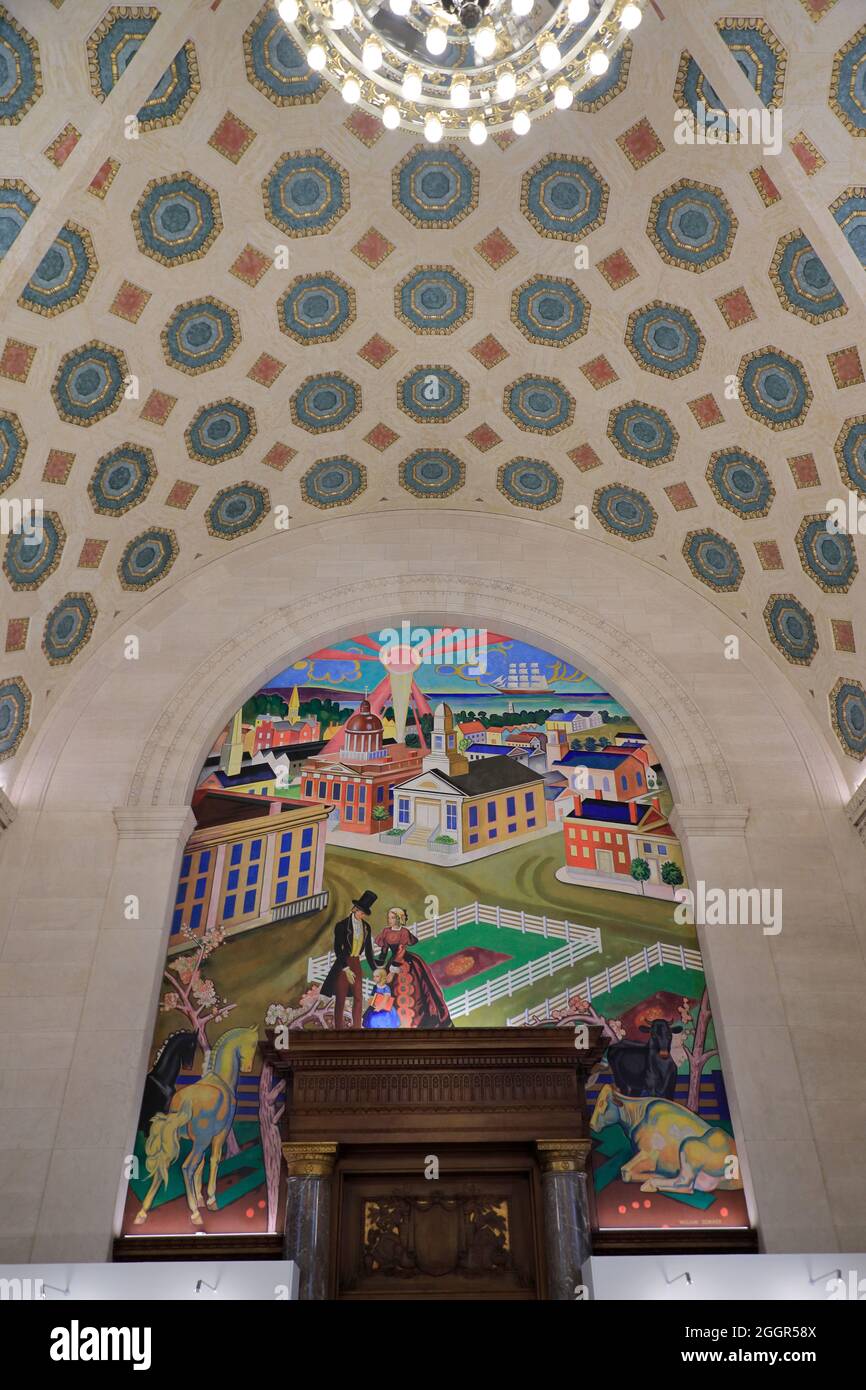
(590, 1083), (743, 1194)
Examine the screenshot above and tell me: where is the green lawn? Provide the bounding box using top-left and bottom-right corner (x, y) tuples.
(153, 837), (702, 1046)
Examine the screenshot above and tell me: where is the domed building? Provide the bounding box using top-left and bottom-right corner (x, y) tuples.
(299, 696), (423, 833)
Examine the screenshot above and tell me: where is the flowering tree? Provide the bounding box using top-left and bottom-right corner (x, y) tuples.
(677, 988), (718, 1111)
(160, 922), (240, 1152)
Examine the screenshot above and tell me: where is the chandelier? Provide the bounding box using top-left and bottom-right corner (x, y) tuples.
(274, 0), (645, 142)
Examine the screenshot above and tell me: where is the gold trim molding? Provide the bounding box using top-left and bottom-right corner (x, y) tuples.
(282, 1141), (339, 1178)
(536, 1139), (592, 1174)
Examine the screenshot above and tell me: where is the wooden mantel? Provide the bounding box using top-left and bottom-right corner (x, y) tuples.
(261, 1026), (605, 1146)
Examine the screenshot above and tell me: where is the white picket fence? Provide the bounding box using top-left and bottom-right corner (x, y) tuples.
(306, 900), (603, 1018)
(506, 940), (704, 1026)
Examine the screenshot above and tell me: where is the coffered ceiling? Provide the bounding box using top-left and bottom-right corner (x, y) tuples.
(0, 0), (865, 776)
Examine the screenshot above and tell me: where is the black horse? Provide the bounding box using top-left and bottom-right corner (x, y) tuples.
(137, 1030), (198, 1135)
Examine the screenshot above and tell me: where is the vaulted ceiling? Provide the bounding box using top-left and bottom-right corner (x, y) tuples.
(1, 0), (865, 780)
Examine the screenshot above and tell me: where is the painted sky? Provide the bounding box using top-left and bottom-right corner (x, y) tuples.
(267, 631), (615, 700)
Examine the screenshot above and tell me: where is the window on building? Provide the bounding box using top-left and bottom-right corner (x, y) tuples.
(243, 889), (257, 914)
(506, 796), (516, 816)
(508, 823), (517, 834)
(318, 781), (326, 798)
(398, 798), (410, 825)
(301, 827), (313, 848)
(525, 792), (535, 810)
(377, 786), (384, 803)
(299, 850), (312, 873)
(230, 844), (242, 867)
(658, 845), (667, 855)
(620, 775), (627, 791)
(643, 841), (652, 853)
(636, 771), (643, 787)
(487, 801), (497, 821)
(333, 783), (341, 798)
(446, 804), (457, 831)
(305, 780), (313, 796)
(469, 805), (478, 827)
(297, 876), (310, 897)
(527, 817), (536, 828)
(280, 831), (293, 852)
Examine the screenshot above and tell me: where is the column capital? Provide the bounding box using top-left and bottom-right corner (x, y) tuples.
(282, 1141), (338, 1178)
(0, 787), (15, 836)
(536, 1139), (592, 1174)
(847, 780), (866, 848)
(669, 803), (750, 839)
(113, 806), (196, 841)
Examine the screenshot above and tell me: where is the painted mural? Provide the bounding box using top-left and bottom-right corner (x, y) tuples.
(120, 626), (748, 1239)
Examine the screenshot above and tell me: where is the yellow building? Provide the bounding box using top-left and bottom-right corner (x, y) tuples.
(388, 704), (545, 858)
(168, 792), (329, 950)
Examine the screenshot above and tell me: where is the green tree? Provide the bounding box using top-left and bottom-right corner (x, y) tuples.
(661, 860), (684, 887)
(372, 805), (389, 823)
(584, 737), (598, 752)
(598, 736), (611, 748)
(630, 857), (651, 894)
(570, 737), (584, 752)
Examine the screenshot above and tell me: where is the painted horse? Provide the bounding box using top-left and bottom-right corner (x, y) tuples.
(590, 1083), (743, 1194)
(137, 1029), (197, 1136)
(134, 1025), (259, 1227)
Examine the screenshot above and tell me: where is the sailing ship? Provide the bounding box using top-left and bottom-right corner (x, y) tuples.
(488, 660), (553, 696)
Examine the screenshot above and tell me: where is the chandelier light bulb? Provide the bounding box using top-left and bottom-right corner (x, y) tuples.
(426, 26), (448, 56)
(402, 68), (422, 99)
(473, 24), (496, 59)
(362, 37), (383, 70)
(553, 80), (573, 109)
(539, 39), (561, 71)
(332, 0), (354, 26)
(277, 0), (299, 22)
(389, 0), (411, 13)
(451, 78), (471, 109)
(469, 118), (487, 145)
(382, 102), (401, 129)
(621, 2), (642, 29)
(567, 0), (590, 21)
(307, 40), (327, 70)
(588, 47), (610, 75)
(512, 107), (531, 135)
(511, 0), (533, 14)
(424, 113), (444, 143)
(341, 75), (361, 103)
(496, 68), (517, 101)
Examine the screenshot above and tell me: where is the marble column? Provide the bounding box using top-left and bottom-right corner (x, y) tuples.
(281, 1142), (338, 1301)
(536, 1140), (593, 1301)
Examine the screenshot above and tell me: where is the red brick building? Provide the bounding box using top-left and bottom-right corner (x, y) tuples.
(299, 699), (422, 834)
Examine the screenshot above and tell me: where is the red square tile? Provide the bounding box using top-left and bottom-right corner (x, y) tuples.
(87, 156), (120, 199)
(5, 618), (28, 653)
(831, 619), (855, 652)
(358, 334), (396, 369)
(248, 353), (285, 387)
(828, 346), (864, 388)
(475, 228), (517, 269)
(596, 249), (638, 290)
(45, 123), (80, 167)
(716, 287), (756, 329)
(750, 166), (782, 207)
(110, 280), (151, 324)
(665, 482), (697, 511)
(569, 444), (602, 473)
(209, 111), (256, 163)
(344, 109), (383, 146)
(467, 423), (502, 452)
(78, 539), (107, 569)
(492, 130), (517, 151)
(166, 481), (198, 510)
(581, 356), (618, 390)
(230, 244), (271, 287)
(688, 394), (724, 428)
(365, 423), (399, 452)
(43, 449), (75, 484)
(470, 335), (508, 369)
(790, 131), (824, 176)
(262, 442), (297, 471)
(788, 454), (820, 488)
(351, 228), (394, 269)
(799, 0), (837, 17)
(0, 339), (36, 382)
(617, 117), (664, 169)
(140, 390), (177, 425)
(754, 540), (783, 570)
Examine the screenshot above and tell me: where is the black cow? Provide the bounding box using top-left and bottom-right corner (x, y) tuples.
(606, 1019), (683, 1099)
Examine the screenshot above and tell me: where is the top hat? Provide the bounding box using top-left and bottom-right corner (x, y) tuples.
(352, 890), (378, 917)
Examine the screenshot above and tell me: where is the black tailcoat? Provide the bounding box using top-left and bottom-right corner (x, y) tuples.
(320, 914), (377, 997)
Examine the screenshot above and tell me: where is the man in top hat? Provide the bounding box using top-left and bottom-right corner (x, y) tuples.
(320, 890), (378, 1030)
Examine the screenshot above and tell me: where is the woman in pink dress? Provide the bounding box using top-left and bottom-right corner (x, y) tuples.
(374, 907), (453, 1029)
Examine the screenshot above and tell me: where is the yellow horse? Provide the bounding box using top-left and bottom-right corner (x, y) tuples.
(134, 1025), (259, 1227)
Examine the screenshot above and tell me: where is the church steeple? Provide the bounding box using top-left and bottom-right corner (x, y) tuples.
(422, 703), (468, 776)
